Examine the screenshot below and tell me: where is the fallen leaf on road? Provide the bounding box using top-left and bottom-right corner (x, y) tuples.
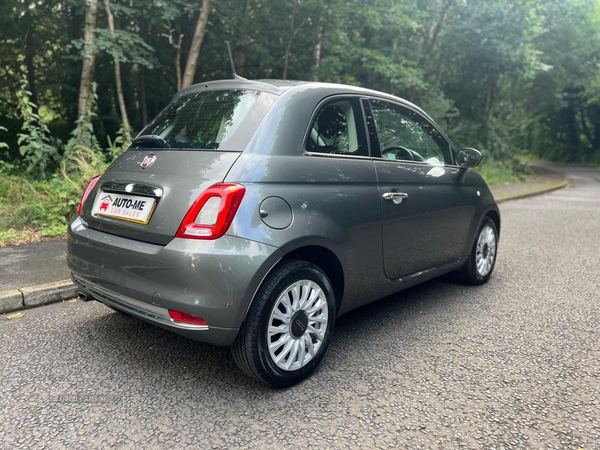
(6, 312), (25, 319)
(67, 299), (77, 303)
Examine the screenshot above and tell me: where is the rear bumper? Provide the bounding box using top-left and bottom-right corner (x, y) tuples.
(67, 216), (284, 346)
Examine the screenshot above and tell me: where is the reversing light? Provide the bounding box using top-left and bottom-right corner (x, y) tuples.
(77, 175), (102, 216)
(168, 310), (208, 326)
(176, 183), (246, 240)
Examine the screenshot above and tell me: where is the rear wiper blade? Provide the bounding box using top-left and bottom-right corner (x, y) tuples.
(130, 135), (171, 149)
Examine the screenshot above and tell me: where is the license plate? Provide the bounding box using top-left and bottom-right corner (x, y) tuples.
(91, 191), (157, 225)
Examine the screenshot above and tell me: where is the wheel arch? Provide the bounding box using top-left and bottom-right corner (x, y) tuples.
(281, 245), (345, 313)
(484, 208), (501, 238)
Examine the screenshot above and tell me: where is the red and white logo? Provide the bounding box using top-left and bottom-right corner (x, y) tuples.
(99, 195), (112, 212)
(140, 154), (157, 169)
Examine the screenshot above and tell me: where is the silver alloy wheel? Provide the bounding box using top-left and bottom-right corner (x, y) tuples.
(267, 279), (329, 371)
(476, 225), (496, 277)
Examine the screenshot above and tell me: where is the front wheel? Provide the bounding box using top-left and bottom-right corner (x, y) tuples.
(231, 260), (336, 388)
(456, 217), (498, 285)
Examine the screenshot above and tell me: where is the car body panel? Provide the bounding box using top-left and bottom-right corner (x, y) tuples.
(224, 152), (386, 314)
(67, 79), (501, 347)
(374, 160), (475, 279)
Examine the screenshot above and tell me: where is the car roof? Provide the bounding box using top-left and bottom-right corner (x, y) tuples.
(175, 79), (303, 97)
(174, 78), (429, 120)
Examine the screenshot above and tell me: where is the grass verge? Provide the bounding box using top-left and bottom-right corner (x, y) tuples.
(0, 146), (108, 246)
(0, 174), (82, 246)
(475, 159), (529, 185)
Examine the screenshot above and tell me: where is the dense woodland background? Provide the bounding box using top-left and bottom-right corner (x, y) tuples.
(2, 0), (600, 170)
(0, 0), (599, 242)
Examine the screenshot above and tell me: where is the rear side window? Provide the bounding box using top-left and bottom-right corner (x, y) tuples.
(139, 89), (277, 151)
(306, 98), (369, 157)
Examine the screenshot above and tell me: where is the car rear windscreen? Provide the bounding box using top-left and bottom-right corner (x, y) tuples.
(139, 89), (277, 151)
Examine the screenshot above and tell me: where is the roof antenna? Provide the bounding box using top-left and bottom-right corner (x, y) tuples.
(225, 41), (247, 81)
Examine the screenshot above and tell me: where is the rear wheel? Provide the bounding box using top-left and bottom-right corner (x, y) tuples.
(456, 217), (498, 285)
(232, 260), (336, 388)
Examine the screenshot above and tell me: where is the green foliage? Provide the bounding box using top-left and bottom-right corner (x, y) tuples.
(106, 126), (130, 161)
(0, 0), (599, 243)
(475, 158), (529, 186)
(15, 76), (59, 178)
(0, 174), (80, 241)
(61, 145), (108, 193)
(64, 83), (101, 156)
(69, 28), (158, 68)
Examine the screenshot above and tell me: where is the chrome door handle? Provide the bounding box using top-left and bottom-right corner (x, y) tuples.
(382, 192), (408, 204)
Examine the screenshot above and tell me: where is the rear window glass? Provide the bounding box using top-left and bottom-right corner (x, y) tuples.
(139, 89), (277, 151)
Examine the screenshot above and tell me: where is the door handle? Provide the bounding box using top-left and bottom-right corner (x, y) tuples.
(382, 192), (408, 204)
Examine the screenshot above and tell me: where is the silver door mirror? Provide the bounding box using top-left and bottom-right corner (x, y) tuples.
(456, 148), (482, 168)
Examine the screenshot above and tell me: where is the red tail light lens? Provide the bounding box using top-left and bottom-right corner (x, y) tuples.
(176, 183), (246, 240)
(77, 175), (102, 216)
(168, 310), (208, 326)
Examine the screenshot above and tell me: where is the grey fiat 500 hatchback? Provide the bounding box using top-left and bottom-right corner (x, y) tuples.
(68, 79), (500, 387)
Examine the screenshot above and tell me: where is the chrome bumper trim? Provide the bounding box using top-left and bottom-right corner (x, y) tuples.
(72, 275), (209, 331)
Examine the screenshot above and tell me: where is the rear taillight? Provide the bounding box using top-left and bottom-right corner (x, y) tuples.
(176, 183), (246, 240)
(77, 175), (102, 216)
(168, 310), (208, 326)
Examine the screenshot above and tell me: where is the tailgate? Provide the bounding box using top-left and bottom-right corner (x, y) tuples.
(81, 150), (241, 245)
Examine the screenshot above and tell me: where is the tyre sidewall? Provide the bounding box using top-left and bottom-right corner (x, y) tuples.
(466, 217), (498, 284)
(255, 264), (336, 387)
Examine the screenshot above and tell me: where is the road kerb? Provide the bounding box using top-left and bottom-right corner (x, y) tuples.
(0, 290), (24, 314)
(21, 279), (79, 308)
(0, 280), (78, 315)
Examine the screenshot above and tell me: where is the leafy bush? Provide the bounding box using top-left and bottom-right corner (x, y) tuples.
(476, 160), (528, 185)
(15, 77), (59, 178)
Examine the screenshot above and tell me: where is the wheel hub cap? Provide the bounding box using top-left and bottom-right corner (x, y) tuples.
(267, 279), (329, 372)
(290, 311), (309, 338)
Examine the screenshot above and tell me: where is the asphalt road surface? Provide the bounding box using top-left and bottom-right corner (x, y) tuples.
(1, 165), (599, 449)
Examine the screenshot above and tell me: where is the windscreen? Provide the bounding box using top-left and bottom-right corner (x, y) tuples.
(139, 89), (277, 151)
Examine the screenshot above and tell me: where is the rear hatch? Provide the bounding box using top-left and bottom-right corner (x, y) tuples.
(80, 88), (277, 245)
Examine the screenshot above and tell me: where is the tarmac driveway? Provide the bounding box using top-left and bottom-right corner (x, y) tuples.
(0, 164), (599, 448)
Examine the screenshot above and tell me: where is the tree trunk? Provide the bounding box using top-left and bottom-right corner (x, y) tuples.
(24, 11), (38, 108)
(283, 0), (306, 80)
(418, 0), (453, 67)
(139, 67), (148, 127)
(565, 103), (579, 147)
(282, 0), (297, 80)
(175, 33), (184, 91)
(181, 0), (212, 89)
(103, 0), (131, 142)
(161, 29), (184, 91)
(77, 0), (98, 119)
(312, 25), (323, 81)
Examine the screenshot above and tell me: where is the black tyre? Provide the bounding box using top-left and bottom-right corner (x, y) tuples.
(456, 217), (498, 285)
(231, 260), (336, 388)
